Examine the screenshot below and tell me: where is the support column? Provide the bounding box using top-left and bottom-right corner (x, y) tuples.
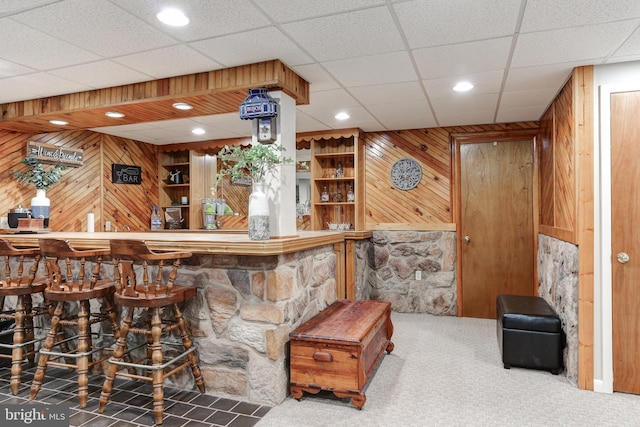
(259, 90), (297, 237)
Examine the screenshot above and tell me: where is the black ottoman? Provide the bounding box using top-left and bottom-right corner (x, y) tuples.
(496, 294), (563, 375)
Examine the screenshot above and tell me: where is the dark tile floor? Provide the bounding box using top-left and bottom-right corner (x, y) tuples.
(0, 364), (271, 427)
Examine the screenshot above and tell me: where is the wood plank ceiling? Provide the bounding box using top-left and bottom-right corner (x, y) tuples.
(0, 60), (309, 135)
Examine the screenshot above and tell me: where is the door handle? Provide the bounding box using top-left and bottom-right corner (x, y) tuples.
(463, 235), (471, 244)
(617, 252), (630, 264)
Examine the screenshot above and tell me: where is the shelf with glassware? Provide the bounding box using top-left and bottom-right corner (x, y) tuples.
(308, 129), (364, 231)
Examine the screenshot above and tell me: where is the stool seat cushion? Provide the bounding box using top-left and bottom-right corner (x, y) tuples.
(497, 294), (561, 333)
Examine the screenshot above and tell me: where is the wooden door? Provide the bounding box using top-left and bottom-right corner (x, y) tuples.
(611, 90), (640, 393)
(459, 140), (534, 318)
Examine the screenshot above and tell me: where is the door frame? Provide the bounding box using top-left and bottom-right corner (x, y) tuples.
(596, 82), (640, 393)
(451, 129), (540, 317)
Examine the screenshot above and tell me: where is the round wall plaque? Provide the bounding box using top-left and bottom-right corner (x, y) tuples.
(390, 158), (422, 190)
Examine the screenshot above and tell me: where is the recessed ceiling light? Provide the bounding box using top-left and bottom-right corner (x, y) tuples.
(156, 8), (189, 26)
(192, 128), (205, 135)
(172, 102), (193, 110)
(453, 81), (474, 92)
(105, 111), (125, 118)
(49, 120), (68, 125)
(335, 112), (350, 120)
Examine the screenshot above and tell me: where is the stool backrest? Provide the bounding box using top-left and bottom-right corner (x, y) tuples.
(110, 239), (192, 299)
(0, 239), (41, 288)
(38, 239), (109, 292)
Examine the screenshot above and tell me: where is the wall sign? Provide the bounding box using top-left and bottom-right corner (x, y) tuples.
(27, 141), (83, 166)
(112, 164), (142, 185)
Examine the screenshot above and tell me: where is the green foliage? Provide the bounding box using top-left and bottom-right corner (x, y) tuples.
(213, 144), (295, 193)
(12, 156), (68, 190)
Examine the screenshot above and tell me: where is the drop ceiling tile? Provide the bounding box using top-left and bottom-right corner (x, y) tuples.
(49, 60), (151, 88)
(298, 89), (361, 113)
(191, 114), (253, 135)
(112, 0), (272, 42)
(504, 63), (578, 91)
(255, 0), (384, 23)
(281, 6), (404, 61)
(413, 38), (512, 80)
(0, 19), (100, 69)
(291, 64), (341, 93)
(113, 45), (224, 79)
(349, 81), (426, 105)
(0, 59), (35, 78)
(295, 111), (332, 133)
(0, 0), (59, 14)
(322, 52), (417, 87)
(367, 100), (436, 130)
(11, 0), (176, 57)
(437, 110), (495, 127)
(189, 27), (312, 67)
(511, 21), (639, 68)
(606, 54), (640, 64)
(424, 70), (504, 99)
(500, 88), (558, 109)
(0, 72), (92, 101)
(521, 0), (640, 33)
(430, 92), (499, 115)
(496, 106), (547, 124)
(394, 0), (521, 49)
(611, 27), (640, 58)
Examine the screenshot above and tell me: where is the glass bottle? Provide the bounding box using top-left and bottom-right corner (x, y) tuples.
(347, 185), (355, 202)
(336, 161), (344, 178)
(321, 185), (329, 202)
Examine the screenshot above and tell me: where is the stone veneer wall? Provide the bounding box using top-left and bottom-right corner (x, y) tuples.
(134, 245), (337, 406)
(364, 231), (457, 315)
(537, 234), (579, 384)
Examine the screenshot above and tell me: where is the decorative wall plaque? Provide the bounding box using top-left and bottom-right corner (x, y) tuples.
(27, 141), (83, 167)
(390, 158), (422, 190)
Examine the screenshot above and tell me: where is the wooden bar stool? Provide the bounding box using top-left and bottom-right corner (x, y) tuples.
(0, 239), (48, 395)
(30, 238), (120, 408)
(98, 239), (205, 425)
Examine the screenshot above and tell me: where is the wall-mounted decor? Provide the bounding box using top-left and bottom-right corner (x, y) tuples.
(390, 158), (422, 190)
(112, 164), (142, 185)
(27, 141), (83, 167)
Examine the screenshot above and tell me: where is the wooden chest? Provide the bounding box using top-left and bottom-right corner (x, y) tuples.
(289, 299), (394, 408)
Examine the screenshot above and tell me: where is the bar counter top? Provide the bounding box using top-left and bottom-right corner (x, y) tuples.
(0, 230), (372, 256)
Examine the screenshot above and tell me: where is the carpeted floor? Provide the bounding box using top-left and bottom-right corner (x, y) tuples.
(257, 313), (640, 427)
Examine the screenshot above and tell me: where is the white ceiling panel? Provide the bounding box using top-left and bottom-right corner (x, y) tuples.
(394, 0), (522, 49)
(349, 81), (426, 105)
(11, 0), (176, 57)
(1, 1), (640, 144)
(413, 38), (513, 80)
(49, 60), (151, 88)
(189, 26), (312, 67)
(521, 0), (640, 33)
(511, 21), (640, 68)
(322, 52), (417, 88)
(281, 6), (404, 62)
(424, 70), (504, 99)
(113, 45), (224, 79)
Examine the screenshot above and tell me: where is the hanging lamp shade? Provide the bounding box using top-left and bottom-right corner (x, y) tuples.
(239, 88), (278, 120)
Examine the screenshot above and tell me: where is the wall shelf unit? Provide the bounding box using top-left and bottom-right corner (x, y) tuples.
(298, 129), (364, 231)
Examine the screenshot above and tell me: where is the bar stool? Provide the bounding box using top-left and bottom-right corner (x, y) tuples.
(0, 239), (48, 395)
(98, 239), (205, 425)
(30, 238), (120, 408)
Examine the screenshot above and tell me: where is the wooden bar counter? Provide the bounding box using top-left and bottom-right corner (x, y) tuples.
(0, 229), (372, 406)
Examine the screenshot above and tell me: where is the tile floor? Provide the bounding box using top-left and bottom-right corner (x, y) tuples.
(0, 364), (271, 427)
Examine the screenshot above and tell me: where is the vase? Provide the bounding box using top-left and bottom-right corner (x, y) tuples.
(30, 189), (50, 228)
(248, 180), (270, 240)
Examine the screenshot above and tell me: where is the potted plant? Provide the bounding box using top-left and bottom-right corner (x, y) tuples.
(214, 143), (295, 240)
(12, 155), (67, 227)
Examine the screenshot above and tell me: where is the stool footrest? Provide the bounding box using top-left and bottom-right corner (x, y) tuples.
(110, 342), (195, 371)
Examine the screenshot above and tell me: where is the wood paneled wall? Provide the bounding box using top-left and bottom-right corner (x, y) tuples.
(364, 123), (539, 230)
(0, 129), (157, 232)
(102, 134), (159, 231)
(538, 76), (577, 243)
